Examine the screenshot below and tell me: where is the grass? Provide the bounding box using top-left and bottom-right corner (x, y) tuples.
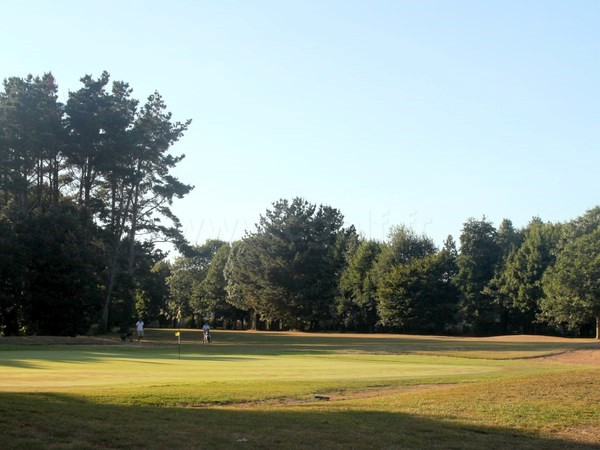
(1, 329), (599, 449)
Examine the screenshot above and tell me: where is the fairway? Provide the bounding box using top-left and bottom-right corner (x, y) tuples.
(1, 330), (599, 449)
(0, 329), (581, 391)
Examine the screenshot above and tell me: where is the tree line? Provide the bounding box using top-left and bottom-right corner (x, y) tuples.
(169, 199), (600, 339)
(1, 72), (598, 338)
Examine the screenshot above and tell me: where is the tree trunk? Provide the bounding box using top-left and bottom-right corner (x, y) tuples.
(127, 180), (140, 273)
(596, 316), (600, 340)
(100, 191), (132, 332)
(52, 156), (60, 206)
(101, 243), (122, 332)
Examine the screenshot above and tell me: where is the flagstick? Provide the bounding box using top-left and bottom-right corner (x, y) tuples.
(178, 329), (181, 360)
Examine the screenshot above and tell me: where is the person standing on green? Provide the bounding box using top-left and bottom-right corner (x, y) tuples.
(202, 323), (211, 343)
(136, 319), (144, 342)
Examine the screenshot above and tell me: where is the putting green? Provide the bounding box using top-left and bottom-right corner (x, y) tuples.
(0, 348), (501, 391)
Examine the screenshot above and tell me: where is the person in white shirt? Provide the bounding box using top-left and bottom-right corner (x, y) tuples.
(202, 323), (211, 343)
(136, 319), (144, 342)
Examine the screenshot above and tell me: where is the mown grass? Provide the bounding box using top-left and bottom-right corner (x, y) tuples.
(1, 329), (599, 449)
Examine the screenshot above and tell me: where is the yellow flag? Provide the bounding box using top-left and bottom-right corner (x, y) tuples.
(175, 331), (180, 337)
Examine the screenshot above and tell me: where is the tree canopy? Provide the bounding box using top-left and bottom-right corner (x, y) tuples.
(224, 198), (346, 329)
(2, 71), (599, 339)
(0, 71), (191, 335)
(541, 227), (600, 338)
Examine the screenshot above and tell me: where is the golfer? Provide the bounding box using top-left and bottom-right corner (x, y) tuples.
(136, 319), (144, 342)
(202, 322), (211, 343)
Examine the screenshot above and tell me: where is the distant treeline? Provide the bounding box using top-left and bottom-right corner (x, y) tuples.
(1, 72), (599, 338)
(170, 199), (600, 339)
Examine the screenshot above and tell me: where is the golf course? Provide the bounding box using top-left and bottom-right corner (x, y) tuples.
(1, 329), (599, 449)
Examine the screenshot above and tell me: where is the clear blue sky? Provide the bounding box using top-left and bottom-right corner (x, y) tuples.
(2, 1), (599, 249)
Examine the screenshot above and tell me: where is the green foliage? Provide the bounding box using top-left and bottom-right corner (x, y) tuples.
(0, 71), (191, 334)
(373, 225), (437, 275)
(0, 73), (64, 213)
(370, 226), (454, 333)
(133, 250), (171, 325)
(487, 219), (562, 332)
(560, 205), (600, 244)
(335, 239), (382, 331)
(0, 215), (25, 335)
(167, 240), (228, 321)
(14, 205), (104, 335)
(223, 240), (259, 316)
(541, 227), (600, 337)
(196, 243), (245, 325)
(377, 251), (458, 333)
(2, 71), (600, 338)
(455, 217), (502, 334)
(65, 72), (136, 211)
(496, 219), (524, 259)
(225, 198), (346, 329)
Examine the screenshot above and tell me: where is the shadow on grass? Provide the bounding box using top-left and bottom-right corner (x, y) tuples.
(2, 329), (599, 368)
(162, 329), (600, 356)
(0, 348), (264, 368)
(0, 392), (598, 450)
(0, 349), (181, 367)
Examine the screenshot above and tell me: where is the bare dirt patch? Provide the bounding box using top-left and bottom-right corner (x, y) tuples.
(479, 334), (597, 343)
(206, 384), (458, 410)
(535, 349), (600, 366)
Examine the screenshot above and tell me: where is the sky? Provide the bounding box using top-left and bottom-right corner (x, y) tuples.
(2, 0), (599, 250)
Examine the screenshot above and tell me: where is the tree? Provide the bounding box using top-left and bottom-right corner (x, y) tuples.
(65, 72), (131, 210)
(196, 243), (245, 327)
(375, 234), (459, 334)
(225, 198), (345, 329)
(487, 219), (561, 333)
(224, 239), (273, 329)
(541, 227), (600, 339)
(167, 240), (227, 326)
(455, 217), (502, 334)
(377, 252), (453, 332)
(335, 239), (382, 331)
(0, 215), (25, 335)
(17, 205), (104, 335)
(0, 73), (65, 213)
(437, 235), (461, 330)
(373, 225), (437, 275)
(482, 219), (524, 333)
(0, 71), (191, 335)
(369, 225), (437, 324)
(188, 240), (229, 317)
(65, 73), (193, 331)
(134, 260), (172, 326)
(496, 219), (523, 258)
(561, 206), (600, 243)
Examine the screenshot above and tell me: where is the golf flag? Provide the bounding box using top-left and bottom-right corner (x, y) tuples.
(175, 331), (180, 337)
